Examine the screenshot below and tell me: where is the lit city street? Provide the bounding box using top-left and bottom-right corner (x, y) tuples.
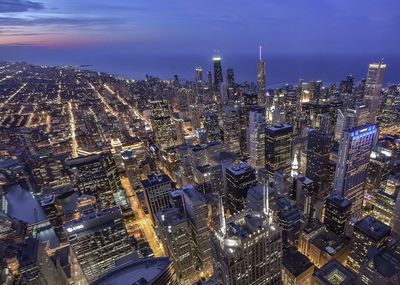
(1, 2), (400, 284)
(121, 177), (165, 257)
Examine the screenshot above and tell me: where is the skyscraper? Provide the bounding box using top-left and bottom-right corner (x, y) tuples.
(64, 207), (133, 282)
(333, 124), (378, 217)
(222, 107), (241, 154)
(265, 124), (293, 177)
(226, 162), (257, 214)
(364, 62), (386, 123)
(306, 130), (332, 198)
(149, 100), (175, 149)
(347, 216), (391, 274)
(247, 106), (266, 168)
(196, 66), (203, 82)
(211, 196), (282, 285)
(257, 46), (266, 105)
(207, 70), (213, 96)
(339, 74), (354, 95)
(66, 152), (125, 210)
(276, 196), (303, 246)
(324, 195), (351, 236)
(226, 68), (235, 89)
(141, 173), (175, 223)
(213, 55), (223, 89)
(156, 207), (197, 284)
(358, 245), (400, 285)
(181, 185), (212, 276)
(204, 111), (221, 143)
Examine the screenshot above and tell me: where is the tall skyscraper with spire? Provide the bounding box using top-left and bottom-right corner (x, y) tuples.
(365, 61), (386, 123)
(213, 54), (223, 89)
(211, 180), (282, 285)
(257, 46), (266, 105)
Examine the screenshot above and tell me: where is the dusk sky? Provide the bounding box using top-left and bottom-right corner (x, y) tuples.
(1, 0), (400, 54)
(1, 0), (400, 82)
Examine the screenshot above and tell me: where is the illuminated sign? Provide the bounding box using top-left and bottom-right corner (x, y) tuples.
(66, 224), (84, 233)
(225, 238), (240, 247)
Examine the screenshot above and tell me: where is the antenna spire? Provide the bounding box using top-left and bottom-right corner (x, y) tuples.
(259, 45), (262, 61)
(263, 179), (270, 219)
(219, 196), (226, 236)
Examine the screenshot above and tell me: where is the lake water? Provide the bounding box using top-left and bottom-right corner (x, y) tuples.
(2, 46), (399, 86)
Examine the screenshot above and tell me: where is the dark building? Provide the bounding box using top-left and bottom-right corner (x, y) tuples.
(313, 259), (357, 285)
(149, 100), (175, 149)
(242, 93), (258, 106)
(359, 245), (400, 285)
(306, 130), (332, 199)
(27, 152), (71, 194)
(66, 152), (124, 210)
(155, 207), (197, 284)
(276, 196), (303, 247)
(92, 257), (179, 285)
(347, 216), (391, 274)
(64, 207), (133, 282)
(39, 195), (63, 240)
(141, 173), (174, 223)
(265, 124), (293, 177)
(324, 195), (351, 236)
(18, 238), (69, 285)
(339, 74), (354, 95)
(292, 175), (315, 221)
(213, 56), (223, 88)
(226, 163), (257, 214)
(204, 111), (221, 143)
(282, 246), (314, 285)
(226, 68), (235, 89)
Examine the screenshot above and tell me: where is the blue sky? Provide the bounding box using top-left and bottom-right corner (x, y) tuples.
(1, 0), (399, 55)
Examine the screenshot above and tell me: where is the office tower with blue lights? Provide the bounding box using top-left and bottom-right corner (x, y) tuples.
(365, 62), (386, 123)
(213, 55), (223, 89)
(333, 124), (378, 217)
(257, 46), (267, 105)
(211, 190), (282, 285)
(265, 124), (293, 177)
(64, 207), (133, 283)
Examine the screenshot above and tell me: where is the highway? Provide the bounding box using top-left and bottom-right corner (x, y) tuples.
(0, 83), (27, 109)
